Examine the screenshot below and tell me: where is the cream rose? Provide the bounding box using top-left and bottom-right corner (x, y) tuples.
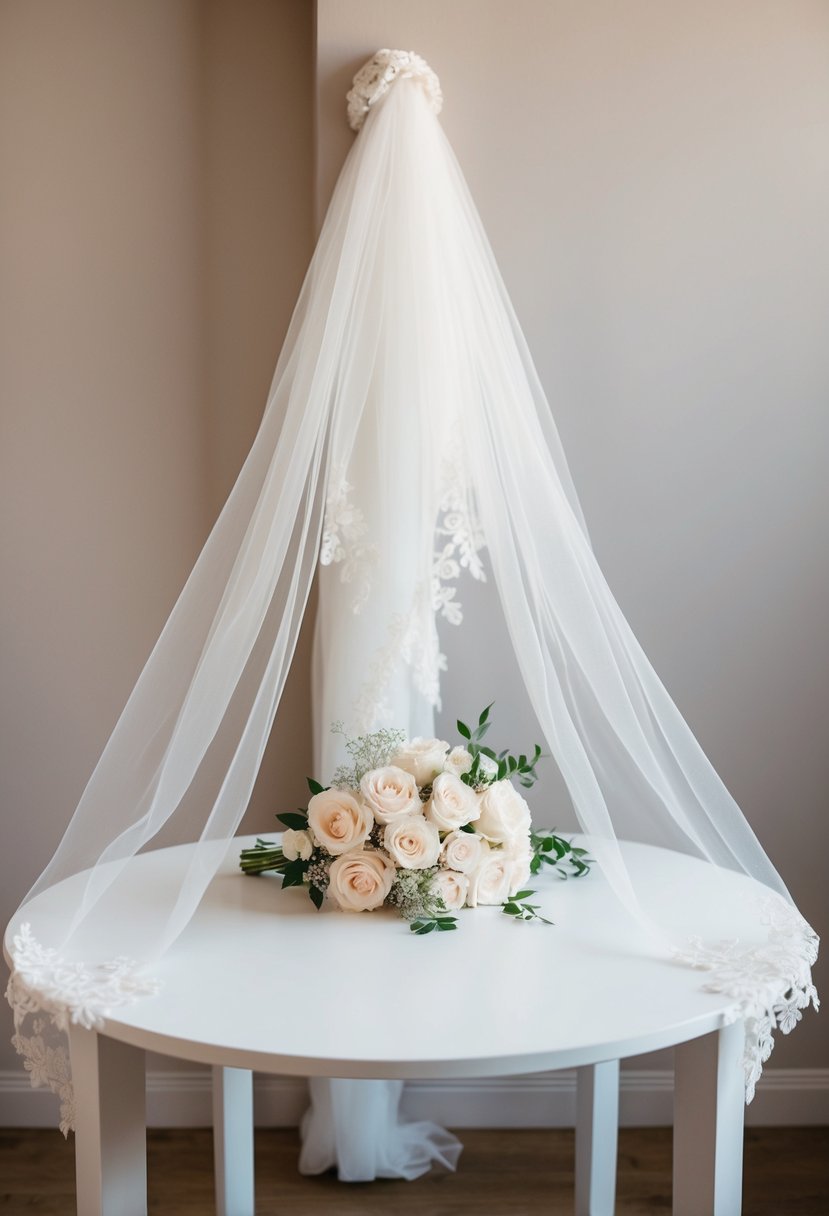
(441, 829), (489, 875)
(391, 737), (450, 786)
(425, 771), (480, 832)
(307, 789), (373, 855)
(360, 765), (421, 824)
(281, 828), (313, 862)
(328, 848), (395, 911)
(383, 815), (441, 870)
(443, 746), (473, 778)
(466, 850), (513, 907)
(476, 780), (532, 844)
(432, 868), (469, 912)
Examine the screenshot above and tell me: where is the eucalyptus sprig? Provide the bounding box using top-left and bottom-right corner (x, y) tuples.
(457, 704), (544, 790)
(409, 915), (458, 935)
(501, 889), (553, 925)
(530, 830), (593, 879)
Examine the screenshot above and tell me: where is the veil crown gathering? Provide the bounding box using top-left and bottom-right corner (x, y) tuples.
(346, 48), (443, 131)
(3, 50), (818, 1141)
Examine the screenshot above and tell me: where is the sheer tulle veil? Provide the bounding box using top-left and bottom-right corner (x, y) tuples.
(4, 50), (818, 1153)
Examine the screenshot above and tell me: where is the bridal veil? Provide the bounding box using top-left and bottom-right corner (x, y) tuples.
(5, 51), (817, 1165)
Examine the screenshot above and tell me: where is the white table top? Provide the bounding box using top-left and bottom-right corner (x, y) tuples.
(7, 838), (760, 1078)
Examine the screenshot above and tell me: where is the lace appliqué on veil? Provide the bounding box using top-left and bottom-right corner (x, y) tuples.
(673, 895), (819, 1102)
(320, 471), (377, 614)
(349, 446), (487, 730)
(5, 923), (160, 1136)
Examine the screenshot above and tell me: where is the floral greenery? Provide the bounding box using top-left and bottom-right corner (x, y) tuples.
(529, 830), (593, 879)
(501, 890), (553, 925)
(410, 915), (457, 935)
(239, 707), (595, 933)
(456, 704), (543, 790)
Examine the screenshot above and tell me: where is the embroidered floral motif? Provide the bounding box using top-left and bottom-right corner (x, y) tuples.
(340, 431), (488, 729)
(5, 924), (160, 1136)
(431, 476), (486, 628)
(320, 470), (377, 614)
(347, 50), (443, 133)
(352, 584), (448, 732)
(672, 894), (819, 1102)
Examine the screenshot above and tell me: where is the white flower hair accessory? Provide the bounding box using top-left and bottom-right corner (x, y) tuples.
(346, 49), (443, 132)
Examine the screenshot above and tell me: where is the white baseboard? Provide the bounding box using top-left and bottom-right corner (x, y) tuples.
(1, 1067), (827, 1130)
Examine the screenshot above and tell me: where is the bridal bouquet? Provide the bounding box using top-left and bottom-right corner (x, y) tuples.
(240, 706), (591, 933)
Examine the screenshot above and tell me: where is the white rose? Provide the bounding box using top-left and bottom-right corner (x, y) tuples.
(503, 841), (533, 894)
(328, 848), (395, 911)
(307, 788), (373, 855)
(476, 780), (532, 844)
(281, 828), (313, 861)
(391, 736), (450, 786)
(467, 850), (513, 907)
(443, 746), (473, 778)
(383, 814), (441, 870)
(441, 829), (489, 875)
(425, 772), (480, 832)
(360, 765), (421, 824)
(432, 868), (469, 912)
(477, 753), (499, 781)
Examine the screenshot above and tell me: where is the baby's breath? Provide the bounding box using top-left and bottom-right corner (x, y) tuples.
(305, 850), (332, 892)
(388, 867), (444, 922)
(329, 722), (406, 789)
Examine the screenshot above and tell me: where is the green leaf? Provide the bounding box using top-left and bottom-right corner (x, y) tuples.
(457, 719), (471, 740)
(309, 885), (324, 910)
(307, 777), (326, 796)
(459, 822), (476, 834)
(503, 903), (521, 915)
(280, 858), (308, 888)
(512, 890), (534, 901)
(478, 703), (493, 726)
(276, 811), (308, 830)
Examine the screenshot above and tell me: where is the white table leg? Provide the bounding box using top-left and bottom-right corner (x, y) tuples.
(68, 1026), (146, 1216)
(212, 1066), (255, 1216)
(673, 1020), (745, 1216)
(575, 1058), (619, 1215)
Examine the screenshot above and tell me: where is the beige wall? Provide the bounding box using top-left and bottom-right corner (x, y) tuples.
(0, 0), (314, 1074)
(316, 0), (829, 1072)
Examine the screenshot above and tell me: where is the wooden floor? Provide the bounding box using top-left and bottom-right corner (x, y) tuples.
(0, 1126), (827, 1214)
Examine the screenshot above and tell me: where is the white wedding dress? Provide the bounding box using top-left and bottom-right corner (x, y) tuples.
(5, 51), (817, 1181)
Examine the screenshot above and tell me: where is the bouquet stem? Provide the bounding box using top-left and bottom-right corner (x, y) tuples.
(239, 839), (288, 876)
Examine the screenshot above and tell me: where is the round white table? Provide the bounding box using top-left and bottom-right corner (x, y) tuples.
(7, 837), (756, 1215)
